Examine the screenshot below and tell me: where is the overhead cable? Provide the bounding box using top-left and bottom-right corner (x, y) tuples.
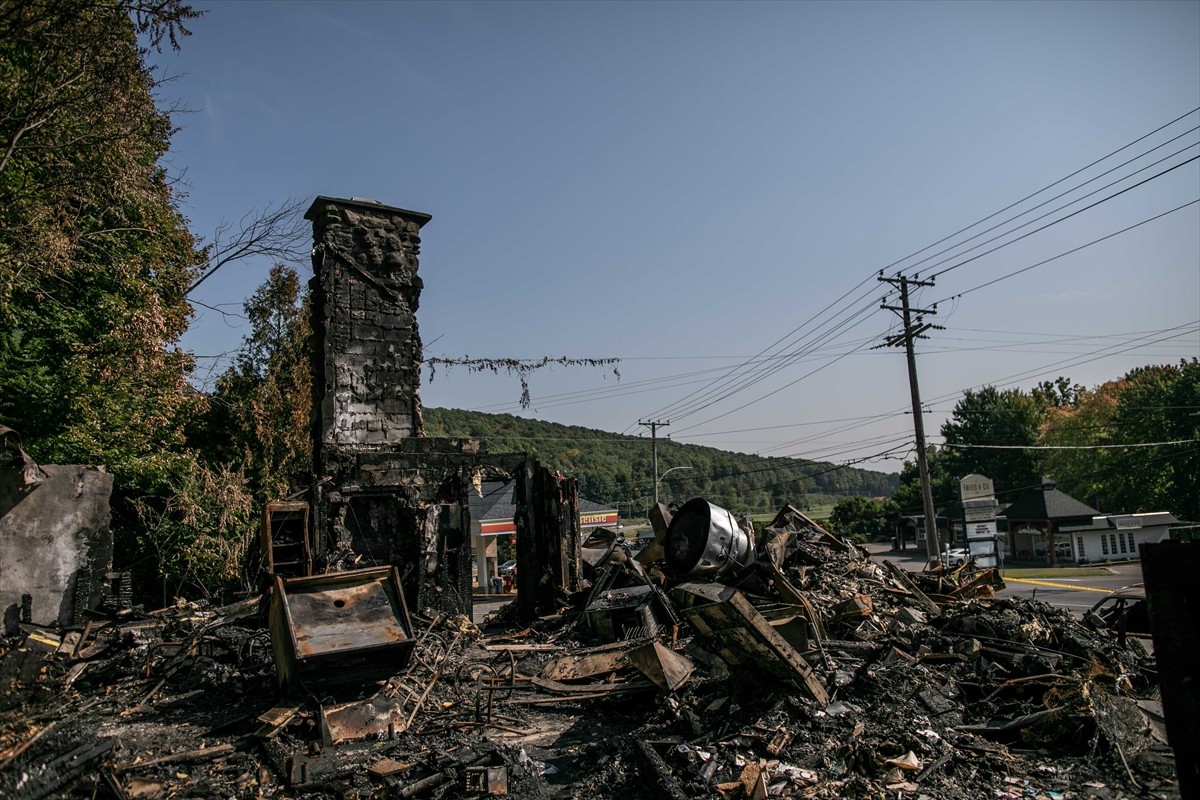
(880, 106), (1200, 276)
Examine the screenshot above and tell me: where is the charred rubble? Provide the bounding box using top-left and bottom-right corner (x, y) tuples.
(0, 499), (1177, 800)
(0, 197), (1180, 798)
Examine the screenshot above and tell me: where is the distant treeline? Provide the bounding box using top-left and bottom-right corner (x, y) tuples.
(423, 408), (899, 516)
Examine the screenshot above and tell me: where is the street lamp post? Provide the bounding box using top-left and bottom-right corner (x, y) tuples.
(655, 466), (694, 506)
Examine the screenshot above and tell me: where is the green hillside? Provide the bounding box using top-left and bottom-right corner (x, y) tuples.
(423, 407), (899, 517)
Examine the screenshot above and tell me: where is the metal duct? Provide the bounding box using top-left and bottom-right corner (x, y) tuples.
(663, 498), (755, 580)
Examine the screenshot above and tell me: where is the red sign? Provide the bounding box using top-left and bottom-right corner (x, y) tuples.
(479, 509), (618, 537)
(580, 511), (619, 527)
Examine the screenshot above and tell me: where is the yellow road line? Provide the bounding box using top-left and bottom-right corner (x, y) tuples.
(1003, 577), (1112, 593)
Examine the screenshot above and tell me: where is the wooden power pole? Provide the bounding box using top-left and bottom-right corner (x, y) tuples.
(879, 274), (943, 561)
(639, 419), (669, 506)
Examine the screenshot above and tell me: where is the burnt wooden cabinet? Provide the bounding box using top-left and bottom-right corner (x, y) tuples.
(262, 501), (312, 578)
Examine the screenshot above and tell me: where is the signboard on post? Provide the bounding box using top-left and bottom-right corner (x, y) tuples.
(960, 474), (995, 502)
(959, 475), (1000, 570)
(964, 503), (998, 523)
(967, 521), (997, 540)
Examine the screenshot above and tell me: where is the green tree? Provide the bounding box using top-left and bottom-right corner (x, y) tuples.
(940, 386), (1046, 492)
(194, 264), (313, 504)
(421, 407), (898, 514)
(1101, 361), (1198, 519)
(889, 445), (957, 514)
(1031, 376), (1084, 409)
(0, 1), (260, 605)
(120, 451), (254, 606)
(1039, 378), (1123, 510)
(1041, 361), (1199, 521)
(829, 495), (899, 540)
(0, 0), (202, 463)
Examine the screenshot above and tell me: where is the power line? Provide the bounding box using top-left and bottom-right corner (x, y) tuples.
(939, 439), (1198, 450)
(934, 200), (1200, 303)
(639, 110), (1199, 440)
(667, 303), (884, 424)
(931, 323), (1198, 404)
(758, 325), (1195, 466)
(764, 324), (1197, 460)
(640, 277), (887, 426)
(465, 322), (1193, 416)
(946, 324), (1191, 339)
(469, 336), (886, 415)
(989, 444), (1200, 501)
(895, 129), (1198, 277)
(726, 443), (914, 497)
(880, 106), (1200, 276)
(628, 109), (1199, 457)
(673, 413), (913, 437)
(669, 301), (887, 431)
(464, 329), (1191, 415)
(773, 432), (916, 462)
(754, 416), (913, 456)
(927, 155), (1199, 280)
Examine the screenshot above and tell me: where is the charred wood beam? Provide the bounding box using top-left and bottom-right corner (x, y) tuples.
(515, 460), (581, 622)
(113, 743), (234, 772)
(634, 740), (691, 800)
(882, 560), (941, 617)
(8, 738), (113, 800)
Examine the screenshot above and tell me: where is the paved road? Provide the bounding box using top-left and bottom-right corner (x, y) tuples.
(996, 563), (1142, 615)
(862, 542), (1142, 617)
(472, 594), (514, 625)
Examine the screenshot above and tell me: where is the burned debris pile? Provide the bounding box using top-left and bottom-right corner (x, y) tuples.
(0, 500), (1175, 799)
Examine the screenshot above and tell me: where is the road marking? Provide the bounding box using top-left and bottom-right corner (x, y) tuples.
(1003, 577), (1112, 593)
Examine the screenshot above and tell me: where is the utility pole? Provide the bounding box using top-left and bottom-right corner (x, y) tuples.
(878, 274), (943, 562)
(638, 419), (669, 506)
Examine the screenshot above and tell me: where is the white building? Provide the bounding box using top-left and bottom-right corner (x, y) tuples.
(1058, 512), (1178, 564)
(1000, 478), (1176, 564)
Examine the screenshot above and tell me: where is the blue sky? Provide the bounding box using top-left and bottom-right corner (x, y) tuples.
(157, 1), (1199, 478)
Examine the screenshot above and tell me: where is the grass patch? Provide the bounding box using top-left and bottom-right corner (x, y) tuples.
(749, 503), (835, 523)
(1001, 567), (1113, 578)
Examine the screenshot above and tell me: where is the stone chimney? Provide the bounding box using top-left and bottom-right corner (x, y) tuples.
(300, 196), (578, 618)
(305, 196), (431, 468)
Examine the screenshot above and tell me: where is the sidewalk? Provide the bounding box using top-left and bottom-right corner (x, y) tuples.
(471, 591), (514, 624)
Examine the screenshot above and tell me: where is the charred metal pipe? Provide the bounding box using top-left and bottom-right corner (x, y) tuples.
(662, 498), (755, 581)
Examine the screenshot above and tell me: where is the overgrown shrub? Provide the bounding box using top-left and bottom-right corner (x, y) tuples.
(110, 452), (254, 607)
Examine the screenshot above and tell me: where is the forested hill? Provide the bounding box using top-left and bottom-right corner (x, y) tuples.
(423, 407), (899, 515)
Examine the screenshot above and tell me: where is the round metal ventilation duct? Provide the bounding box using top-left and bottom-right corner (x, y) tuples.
(663, 498), (755, 580)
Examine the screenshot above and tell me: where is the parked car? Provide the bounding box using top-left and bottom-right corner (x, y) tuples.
(943, 548), (969, 567)
(498, 559), (517, 576)
(1084, 584), (1150, 637)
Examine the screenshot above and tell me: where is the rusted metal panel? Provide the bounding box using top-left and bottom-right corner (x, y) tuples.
(319, 696), (405, 745)
(542, 642), (633, 682)
(626, 641), (693, 692)
(269, 566), (414, 692)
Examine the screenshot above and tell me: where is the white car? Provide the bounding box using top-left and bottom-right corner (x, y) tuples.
(943, 548), (969, 567)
